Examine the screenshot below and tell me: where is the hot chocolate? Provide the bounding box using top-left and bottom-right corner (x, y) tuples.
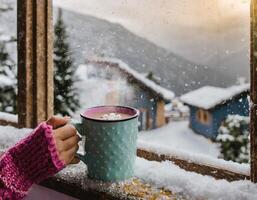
(89, 112), (132, 120)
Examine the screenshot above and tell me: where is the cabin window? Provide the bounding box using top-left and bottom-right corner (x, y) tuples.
(196, 109), (211, 125)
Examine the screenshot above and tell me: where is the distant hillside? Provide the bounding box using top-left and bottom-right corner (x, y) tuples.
(57, 9), (235, 95)
(0, 1), (239, 96)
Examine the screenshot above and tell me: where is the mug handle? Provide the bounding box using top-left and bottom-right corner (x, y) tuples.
(70, 119), (88, 164)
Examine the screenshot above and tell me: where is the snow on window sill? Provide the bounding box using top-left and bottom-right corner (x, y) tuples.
(137, 141), (250, 180)
(0, 123), (255, 199)
(41, 161), (179, 200)
(0, 111), (18, 127)
(41, 157), (257, 200)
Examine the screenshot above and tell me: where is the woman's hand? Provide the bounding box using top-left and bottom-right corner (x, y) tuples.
(47, 116), (80, 165)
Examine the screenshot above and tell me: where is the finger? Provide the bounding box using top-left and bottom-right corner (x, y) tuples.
(70, 157), (80, 164)
(53, 124), (77, 140)
(62, 135), (80, 151)
(47, 116), (70, 129)
(64, 144), (79, 165)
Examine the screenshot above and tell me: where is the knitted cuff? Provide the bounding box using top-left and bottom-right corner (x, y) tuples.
(0, 122), (65, 196)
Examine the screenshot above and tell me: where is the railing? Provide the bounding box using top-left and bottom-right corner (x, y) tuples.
(0, 112), (18, 127)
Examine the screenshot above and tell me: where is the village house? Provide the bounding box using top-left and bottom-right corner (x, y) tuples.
(180, 84), (250, 139)
(79, 57), (175, 131)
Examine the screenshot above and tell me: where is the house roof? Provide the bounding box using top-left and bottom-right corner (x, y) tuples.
(180, 84), (250, 110)
(86, 57), (175, 101)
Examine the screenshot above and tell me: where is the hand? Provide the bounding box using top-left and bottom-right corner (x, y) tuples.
(47, 116), (80, 165)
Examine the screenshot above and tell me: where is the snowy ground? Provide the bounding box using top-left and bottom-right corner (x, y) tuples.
(137, 121), (249, 175)
(138, 120), (220, 157)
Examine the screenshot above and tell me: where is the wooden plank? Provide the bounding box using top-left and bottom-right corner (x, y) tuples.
(251, 0), (257, 104)
(41, 178), (121, 200)
(0, 120), (18, 128)
(250, 105), (257, 182)
(17, 0), (33, 127)
(41, 164), (182, 200)
(137, 149), (249, 182)
(17, 0), (54, 128)
(46, 0), (54, 120)
(251, 0), (257, 182)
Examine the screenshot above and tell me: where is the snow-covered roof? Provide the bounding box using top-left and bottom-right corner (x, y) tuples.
(180, 84), (250, 110)
(87, 57), (175, 101)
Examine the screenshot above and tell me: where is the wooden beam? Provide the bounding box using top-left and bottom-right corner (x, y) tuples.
(17, 0), (54, 128)
(41, 166), (180, 200)
(250, 105), (257, 182)
(137, 149), (249, 182)
(251, 0), (257, 182)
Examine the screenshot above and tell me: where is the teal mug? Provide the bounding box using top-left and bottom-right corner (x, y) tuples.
(74, 106), (139, 182)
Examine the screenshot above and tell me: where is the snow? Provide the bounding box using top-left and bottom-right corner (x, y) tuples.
(0, 34), (11, 42)
(0, 74), (15, 87)
(180, 84), (250, 109)
(137, 121), (249, 175)
(135, 157), (256, 200)
(138, 121), (219, 157)
(89, 57), (175, 101)
(0, 125), (31, 151)
(57, 158), (254, 200)
(0, 3), (10, 11)
(0, 125), (254, 199)
(0, 111), (17, 123)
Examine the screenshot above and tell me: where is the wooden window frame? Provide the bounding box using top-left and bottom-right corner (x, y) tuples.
(16, 0), (257, 183)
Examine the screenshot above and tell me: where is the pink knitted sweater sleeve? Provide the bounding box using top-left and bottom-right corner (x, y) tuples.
(0, 122), (65, 200)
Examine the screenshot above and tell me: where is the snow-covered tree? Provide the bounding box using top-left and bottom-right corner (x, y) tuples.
(54, 9), (80, 116)
(217, 115), (250, 163)
(0, 6), (16, 114)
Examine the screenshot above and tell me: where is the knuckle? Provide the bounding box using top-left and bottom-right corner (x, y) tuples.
(47, 116), (57, 123)
(67, 124), (76, 133)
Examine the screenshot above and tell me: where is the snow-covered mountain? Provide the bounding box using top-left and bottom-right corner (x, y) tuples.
(55, 9), (236, 95)
(0, 0), (249, 95)
(54, 0), (250, 81)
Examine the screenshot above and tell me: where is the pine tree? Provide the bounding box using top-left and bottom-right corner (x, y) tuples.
(0, 6), (16, 114)
(54, 9), (80, 116)
(217, 115), (250, 163)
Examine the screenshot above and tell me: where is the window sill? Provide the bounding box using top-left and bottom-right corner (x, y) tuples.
(41, 162), (179, 200)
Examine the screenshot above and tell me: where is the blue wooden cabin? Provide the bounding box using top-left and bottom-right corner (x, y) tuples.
(180, 85), (249, 139)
